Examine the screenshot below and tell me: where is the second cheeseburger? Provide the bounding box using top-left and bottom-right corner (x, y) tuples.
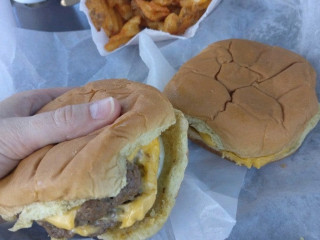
(164, 39), (320, 168)
(0, 79), (188, 239)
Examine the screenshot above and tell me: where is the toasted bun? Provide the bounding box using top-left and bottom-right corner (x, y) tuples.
(164, 39), (320, 168)
(0, 79), (187, 225)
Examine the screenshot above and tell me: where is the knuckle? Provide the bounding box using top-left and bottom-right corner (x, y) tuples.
(0, 119), (29, 159)
(52, 105), (75, 127)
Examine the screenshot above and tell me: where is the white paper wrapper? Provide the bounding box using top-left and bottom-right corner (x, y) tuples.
(0, 0), (245, 238)
(0, 0), (245, 239)
(1, 0), (320, 239)
(79, 0), (222, 56)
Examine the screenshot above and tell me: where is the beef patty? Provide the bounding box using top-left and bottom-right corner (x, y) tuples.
(38, 161), (141, 239)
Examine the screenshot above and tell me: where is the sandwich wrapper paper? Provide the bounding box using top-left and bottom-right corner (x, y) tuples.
(1, 0), (320, 239)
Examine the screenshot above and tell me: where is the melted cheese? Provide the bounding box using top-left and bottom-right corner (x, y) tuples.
(45, 207), (79, 230)
(222, 151), (284, 169)
(198, 131), (291, 168)
(43, 138), (160, 236)
(45, 206), (98, 236)
(45, 207), (103, 237)
(198, 131), (216, 148)
(118, 138), (159, 228)
(73, 225), (100, 236)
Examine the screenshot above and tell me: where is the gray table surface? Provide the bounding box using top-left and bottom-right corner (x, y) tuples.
(4, 0), (320, 239)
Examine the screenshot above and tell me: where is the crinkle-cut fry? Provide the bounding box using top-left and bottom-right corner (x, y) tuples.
(86, 0), (109, 31)
(153, 0), (179, 6)
(101, 2), (124, 37)
(110, 0), (133, 19)
(109, 0), (129, 5)
(162, 13), (179, 34)
(168, 4), (181, 15)
(144, 19), (164, 31)
(132, 0), (170, 21)
(86, 0), (211, 52)
(108, 0), (118, 7)
(115, 2), (133, 20)
(177, 6), (204, 34)
(180, 0), (211, 11)
(86, 0), (123, 36)
(105, 16), (141, 52)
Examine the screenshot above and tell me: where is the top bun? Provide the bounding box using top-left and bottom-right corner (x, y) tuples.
(164, 39), (320, 167)
(0, 79), (176, 208)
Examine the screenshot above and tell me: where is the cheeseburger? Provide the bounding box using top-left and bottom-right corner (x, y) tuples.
(0, 79), (188, 239)
(164, 39), (320, 168)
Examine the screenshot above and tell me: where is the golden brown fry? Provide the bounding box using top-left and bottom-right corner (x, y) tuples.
(167, 4), (181, 15)
(163, 12), (179, 34)
(132, 0), (170, 21)
(109, 0), (129, 6)
(115, 2), (133, 20)
(102, 2), (124, 36)
(153, 0), (179, 6)
(144, 19), (164, 31)
(176, 7), (204, 34)
(86, 0), (109, 31)
(194, 0), (211, 11)
(180, 0), (211, 11)
(86, 0), (211, 51)
(110, 0), (133, 20)
(105, 16), (141, 51)
(179, 0), (193, 8)
(108, 0), (117, 7)
(86, 0), (123, 36)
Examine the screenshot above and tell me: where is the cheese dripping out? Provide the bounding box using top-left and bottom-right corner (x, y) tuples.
(197, 130), (292, 168)
(44, 137), (161, 236)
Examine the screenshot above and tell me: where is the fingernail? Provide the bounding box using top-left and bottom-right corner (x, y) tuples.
(89, 97), (115, 120)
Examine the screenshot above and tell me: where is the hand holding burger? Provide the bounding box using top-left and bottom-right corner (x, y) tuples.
(0, 79), (188, 240)
(0, 88), (121, 179)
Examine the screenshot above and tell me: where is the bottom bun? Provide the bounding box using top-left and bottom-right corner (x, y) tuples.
(188, 105), (320, 169)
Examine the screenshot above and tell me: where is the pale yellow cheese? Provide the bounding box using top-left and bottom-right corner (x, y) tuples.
(45, 206), (98, 236)
(198, 131), (291, 168)
(45, 207), (79, 230)
(43, 138), (160, 236)
(198, 131), (216, 148)
(73, 225), (100, 236)
(222, 151), (285, 169)
(118, 138), (159, 228)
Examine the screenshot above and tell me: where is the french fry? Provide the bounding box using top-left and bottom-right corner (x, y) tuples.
(144, 19), (164, 31)
(86, 0), (123, 36)
(177, 6), (204, 34)
(153, 0), (179, 6)
(85, 0), (109, 31)
(105, 16), (141, 52)
(163, 13), (179, 34)
(168, 4), (181, 15)
(108, 0), (119, 7)
(115, 2), (133, 20)
(196, 0), (211, 10)
(101, 2), (124, 36)
(132, 0), (170, 21)
(85, 0), (212, 51)
(180, 0), (211, 10)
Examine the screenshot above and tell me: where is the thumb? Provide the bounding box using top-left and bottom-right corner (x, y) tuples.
(0, 97), (121, 161)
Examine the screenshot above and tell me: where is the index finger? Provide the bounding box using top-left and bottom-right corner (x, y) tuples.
(0, 87), (73, 118)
